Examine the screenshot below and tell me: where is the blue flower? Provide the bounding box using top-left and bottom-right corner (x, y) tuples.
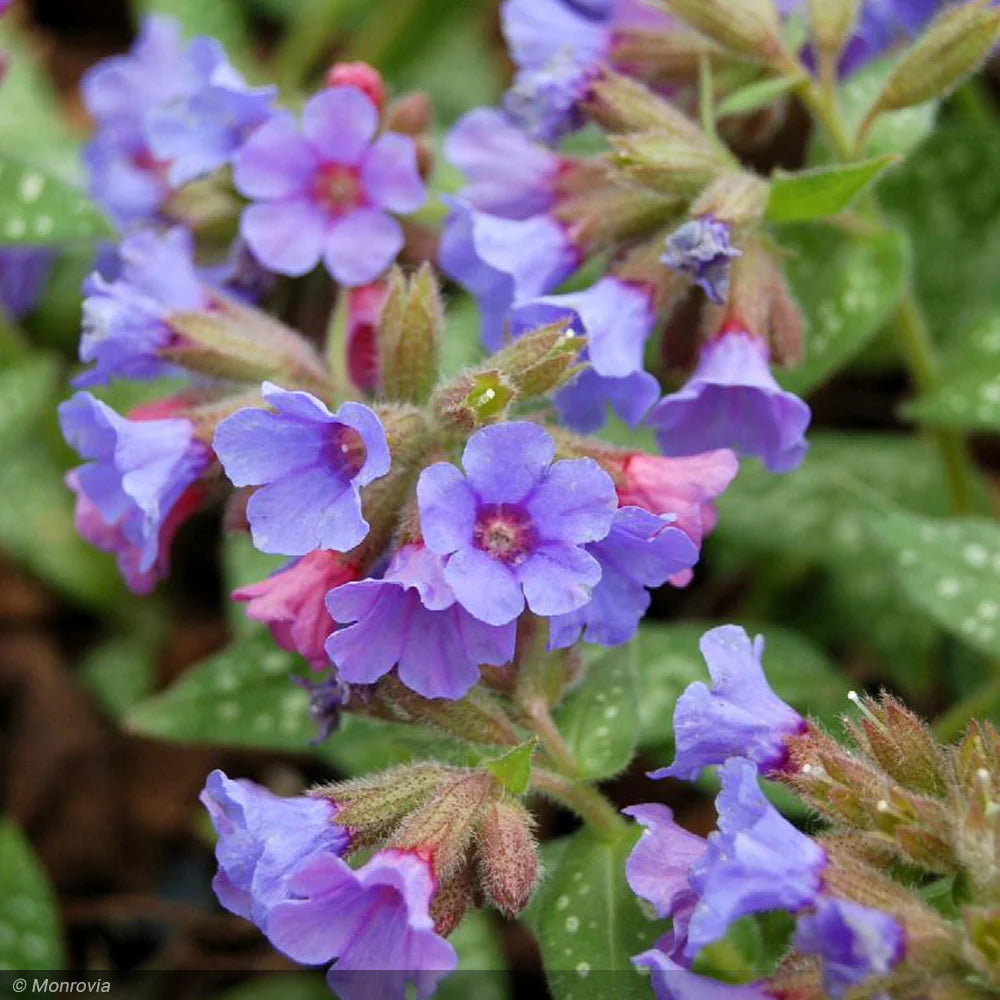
(661, 217), (742, 305)
(634, 949), (772, 1000)
(650, 625), (806, 782)
(685, 758), (826, 960)
(794, 896), (905, 998)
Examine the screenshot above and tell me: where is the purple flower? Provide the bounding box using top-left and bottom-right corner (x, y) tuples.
(836, 0), (941, 75)
(649, 625), (806, 782)
(501, 0), (610, 143)
(144, 48), (275, 188)
(661, 217), (742, 306)
(445, 108), (563, 220)
(213, 383), (390, 557)
(325, 543), (517, 700)
(510, 276), (661, 432)
(265, 848), (457, 1000)
(548, 506), (698, 648)
(624, 803), (706, 961)
(82, 16), (274, 225)
(76, 227), (203, 387)
(685, 758), (826, 960)
(0, 248), (53, 318)
(794, 897), (905, 998)
(438, 198), (577, 351)
(59, 392), (210, 578)
(634, 949), (772, 1000)
(647, 328), (811, 474)
(416, 421), (617, 627)
(200, 769), (350, 927)
(233, 87), (425, 286)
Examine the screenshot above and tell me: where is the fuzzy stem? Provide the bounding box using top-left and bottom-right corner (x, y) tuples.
(531, 768), (628, 842)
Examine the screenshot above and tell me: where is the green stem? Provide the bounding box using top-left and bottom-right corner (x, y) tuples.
(933, 671), (1000, 743)
(524, 700), (580, 777)
(324, 289), (350, 400)
(531, 768), (627, 842)
(892, 293), (975, 514)
(795, 75), (854, 160)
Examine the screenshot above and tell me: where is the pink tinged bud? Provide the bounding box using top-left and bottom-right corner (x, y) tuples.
(346, 283), (388, 393)
(430, 861), (477, 936)
(475, 799), (539, 917)
(233, 549), (360, 669)
(325, 62), (386, 112)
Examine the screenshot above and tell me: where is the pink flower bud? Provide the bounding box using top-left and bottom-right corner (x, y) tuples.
(475, 799), (538, 916)
(326, 62), (386, 112)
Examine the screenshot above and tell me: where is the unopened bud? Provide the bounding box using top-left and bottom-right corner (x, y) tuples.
(475, 798), (539, 917)
(610, 28), (723, 86)
(614, 133), (727, 196)
(430, 860), (477, 936)
(432, 369), (517, 434)
(326, 62), (385, 111)
(807, 0), (861, 59)
(764, 260), (804, 366)
(377, 264), (443, 405)
(691, 171), (770, 227)
(583, 69), (709, 144)
(313, 762), (453, 840)
(963, 906), (1000, 978)
(385, 92), (432, 136)
(491, 320), (585, 400)
(390, 772), (497, 880)
(872, 0), (1000, 113)
(657, 0), (788, 66)
(165, 294), (327, 392)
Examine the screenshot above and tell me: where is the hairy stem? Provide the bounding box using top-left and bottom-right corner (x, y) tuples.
(531, 768), (628, 842)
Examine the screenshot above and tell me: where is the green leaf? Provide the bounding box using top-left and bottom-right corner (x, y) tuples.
(634, 622), (849, 746)
(129, 0), (258, 75)
(0, 355), (60, 452)
(717, 73), (805, 118)
(554, 643), (639, 780)
(880, 121), (1000, 341)
(79, 636), (158, 719)
(776, 225), (908, 394)
(126, 632), (312, 749)
(435, 911), (510, 1000)
(867, 509), (1000, 658)
(524, 827), (658, 999)
(0, 156), (111, 246)
(0, 820), (63, 970)
(904, 313), (1000, 432)
(485, 739), (537, 795)
(811, 56), (939, 163)
(766, 155), (899, 223)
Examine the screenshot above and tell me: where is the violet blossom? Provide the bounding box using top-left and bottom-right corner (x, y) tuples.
(201, 769), (350, 928)
(647, 327), (811, 474)
(661, 217), (742, 305)
(416, 421), (617, 626)
(325, 543), (517, 700)
(213, 382), (390, 557)
(233, 86), (425, 285)
(649, 625), (806, 782)
(634, 950), (773, 1000)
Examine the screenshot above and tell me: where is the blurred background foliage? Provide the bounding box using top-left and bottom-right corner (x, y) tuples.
(0, 0), (999, 994)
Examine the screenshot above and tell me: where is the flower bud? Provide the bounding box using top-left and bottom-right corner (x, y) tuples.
(165, 293), (328, 393)
(583, 69), (708, 144)
(613, 133), (727, 196)
(691, 171), (770, 227)
(807, 0), (861, 60)
(430, 859), (477, 936)
(389, 772), (497, 880)
(657, 0), (788, 66)
(491, 319), (586, 399)
(872, 0), (1000, 113)
(312, 763), (454, 841)
(326, 62), (385, 111)
(611, 28), (723, 86)
(432, 369), (518, 435)
(377, 264), (443, 405)
(384, 91), (432, 136)
(475, 798), (538, 917)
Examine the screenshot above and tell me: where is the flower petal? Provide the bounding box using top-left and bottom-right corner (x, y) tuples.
(232, 112), (316, 199)
(516, 541), (601, 616)
(444, 547), (524, 626)
(362, 133), (426, 214)
(461, 421), (554, 504)
(323, 209), (403, 287)
(302, 87), (378, 164)
(241, 198), (327, 277)
(416, 463), (477, 555)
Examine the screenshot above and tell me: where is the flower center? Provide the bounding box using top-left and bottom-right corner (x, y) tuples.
(473, 504), (537, 566)
(312, 163), (364, 217)
(325, 424), (367, 479)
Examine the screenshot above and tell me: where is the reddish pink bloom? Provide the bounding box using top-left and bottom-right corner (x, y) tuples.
(325, 62), (386, 113)
(346, 282), (388, 393)
(233, 549), (360, 668)
(614, 450), (739, 586)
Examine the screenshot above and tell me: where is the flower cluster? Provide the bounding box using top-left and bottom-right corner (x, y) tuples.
(626, 623), (1000, 998)
(52, 2), (1000, 997)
